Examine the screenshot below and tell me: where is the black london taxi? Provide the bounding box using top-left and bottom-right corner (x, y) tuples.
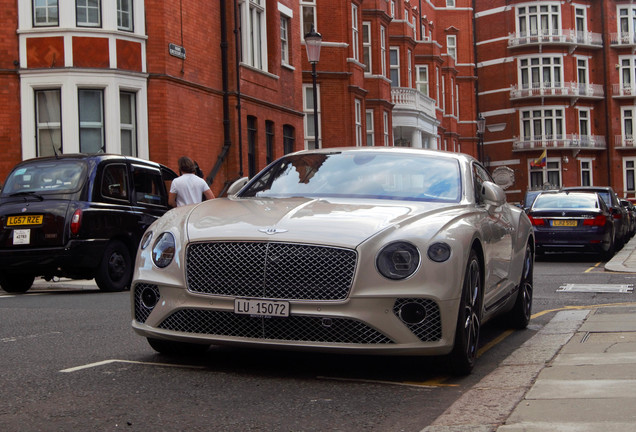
(0, 154), (177, 293)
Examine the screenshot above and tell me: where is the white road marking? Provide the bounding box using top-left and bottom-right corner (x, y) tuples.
(557, 284), (633, 293)
(59, 359), (206, 373)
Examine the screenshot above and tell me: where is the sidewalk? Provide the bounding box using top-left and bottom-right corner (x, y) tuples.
(422, 236), (636, 432)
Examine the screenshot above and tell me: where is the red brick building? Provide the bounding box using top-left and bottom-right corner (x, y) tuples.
(475, 0), (636, 202)
(0, 0), (478, 196)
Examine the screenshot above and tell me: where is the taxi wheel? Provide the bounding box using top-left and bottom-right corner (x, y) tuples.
(0, 274), (35, 293)
(95, 240), (132, 292)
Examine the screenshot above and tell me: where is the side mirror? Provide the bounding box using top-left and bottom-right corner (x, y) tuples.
(227, 177), (249, 197)
(482, 181), (506, 208)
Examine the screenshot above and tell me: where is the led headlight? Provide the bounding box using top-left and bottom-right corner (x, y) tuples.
(140, 231), (153, 250)
(427, 242), (451, 263)
(152, 232), (175, 268)
(376, 241), (420, 280)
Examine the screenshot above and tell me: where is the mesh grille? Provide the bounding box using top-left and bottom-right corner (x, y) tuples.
(158, 309), (393, 344)
(392, 298), (442, 341)
(186, 242), (357, 301)
(133, 283), (160, 324)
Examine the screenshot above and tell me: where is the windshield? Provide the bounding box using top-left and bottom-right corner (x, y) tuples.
(1, 160), (87, 196)
(240, 152), (462, 202)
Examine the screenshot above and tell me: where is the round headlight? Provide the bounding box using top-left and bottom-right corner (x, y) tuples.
(140, 231), (153, 250)
(376, 241), (420, 280)
(427, 242), (451, 263)
(152, 232), (175, 268)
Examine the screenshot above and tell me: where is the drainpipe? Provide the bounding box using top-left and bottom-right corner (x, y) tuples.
(600, 2), (612, 187)
(472, 0), (482, 163)
(208, 0), (243, 188)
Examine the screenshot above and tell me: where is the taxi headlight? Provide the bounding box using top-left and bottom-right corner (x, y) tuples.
(152, 232), (175, 268)
(376, 241), (420, 280)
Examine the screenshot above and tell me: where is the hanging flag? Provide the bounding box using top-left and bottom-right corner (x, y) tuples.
(530, 149), (547, 168)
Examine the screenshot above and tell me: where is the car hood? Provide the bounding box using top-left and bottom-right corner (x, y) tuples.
(183, 197), (459, 248)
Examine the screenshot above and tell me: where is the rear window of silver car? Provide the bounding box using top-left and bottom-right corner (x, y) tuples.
(2, 161), (87, 195)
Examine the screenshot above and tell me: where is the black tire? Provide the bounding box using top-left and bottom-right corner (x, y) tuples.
(504, 243), (533, 329)
(0, 274), (35, 294)
(602, 229), (616, 261)
(449, 249), (482, 376)
(95, 240), (132, 292)
(147, 338), (210, 356)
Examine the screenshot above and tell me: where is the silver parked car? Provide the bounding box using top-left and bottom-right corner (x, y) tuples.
(131, 147), (534, 375)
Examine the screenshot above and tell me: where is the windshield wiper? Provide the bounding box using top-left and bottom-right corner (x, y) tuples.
(9, 191), (44, 201)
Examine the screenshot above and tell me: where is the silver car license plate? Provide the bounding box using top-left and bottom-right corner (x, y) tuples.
(234, 298), (290, 317)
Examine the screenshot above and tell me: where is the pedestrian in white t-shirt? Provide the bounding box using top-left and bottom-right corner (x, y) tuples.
(169, 156), (215, 207)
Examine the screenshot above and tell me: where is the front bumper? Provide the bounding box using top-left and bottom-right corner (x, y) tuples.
(131, 283), (459, 356)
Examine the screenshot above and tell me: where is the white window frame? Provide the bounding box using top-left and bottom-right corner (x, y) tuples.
(521, 108), (565, 141)
(622, 107), (635, 141)
(76, 0), (101, 28)
(625, 157), (636, 195)
(239, 0), (267, 71)
(578, 108), (590, 137)
(416, 65), (429, 96)
(389, 47), (400, 87)
(303, 84), (321, 149)
(120, 91), (137, 157)
(517, 4), (561, 38)
(620, 56), (636, 91)
(300, 0), (316, 39)
(35, 89), (62, 157)
(380, 26), (387, 77)
(407, 49), (412, 88)
(366, 109), (374, 146)
(362, 21), (372, 74)
(351, 4), (359, 61)
(280, 15), (290, 66)
(519, 56), (563, 90)
(529, 159), (562, 189)
(446, 0), (456, 7)
(33, 0), (59, 27)
(580, 158), (593, 187)
(78, 88), (105, 154)
(117, 0), (133, 31)
(355, 99), (363, 147)
(618, 6), (636, 43)
(446, 35), (457, 60)
(575, 7), (586, 35)
(383, 111), (389, 146)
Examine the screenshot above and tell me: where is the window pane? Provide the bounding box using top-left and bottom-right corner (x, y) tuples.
(35, 89), (62, 157)
(79, 89), (104, 153)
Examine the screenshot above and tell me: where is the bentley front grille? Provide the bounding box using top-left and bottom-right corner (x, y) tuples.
(186, 242), (357, 301)
(158, 309), (393, 344)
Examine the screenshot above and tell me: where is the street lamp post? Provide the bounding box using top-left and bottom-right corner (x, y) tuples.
(477, 113), (486, 163)
(305, 26), (322, 150)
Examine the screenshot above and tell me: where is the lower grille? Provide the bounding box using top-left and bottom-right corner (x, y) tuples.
(158, 309), (393, 344)
(133, 283), (160, 324)
(392, 298), (442, 342)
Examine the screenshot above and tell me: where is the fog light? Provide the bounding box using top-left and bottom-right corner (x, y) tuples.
(399, 302), (427, 325)
(141, 286), (160, 309)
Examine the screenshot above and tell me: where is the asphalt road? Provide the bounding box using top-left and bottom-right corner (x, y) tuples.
(1, 254), (634, 431)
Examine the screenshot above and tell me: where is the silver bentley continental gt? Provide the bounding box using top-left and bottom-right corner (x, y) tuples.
(131, 147), (534, 375)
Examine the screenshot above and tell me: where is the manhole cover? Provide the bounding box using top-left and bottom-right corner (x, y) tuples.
(557, 284), (633, 293)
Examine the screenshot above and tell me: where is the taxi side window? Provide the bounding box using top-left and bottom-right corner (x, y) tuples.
(133, 169), (166, 206)
(101, 164), (129, 201)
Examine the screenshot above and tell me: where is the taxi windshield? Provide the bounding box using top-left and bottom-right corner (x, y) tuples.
(2, 160), (87, 196)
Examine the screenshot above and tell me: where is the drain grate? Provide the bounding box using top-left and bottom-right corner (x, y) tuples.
(557, 284), (633, 293)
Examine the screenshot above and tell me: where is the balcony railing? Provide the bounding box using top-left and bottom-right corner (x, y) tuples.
(615, 135), (636, 149)
(511, 82), (604, 99)
(509, 29), (602, 48)
(513, 134), (606, 151)
(610, 32), (636, 46)
(391, 87), (436, 118)
(612, 84), (636, 97)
